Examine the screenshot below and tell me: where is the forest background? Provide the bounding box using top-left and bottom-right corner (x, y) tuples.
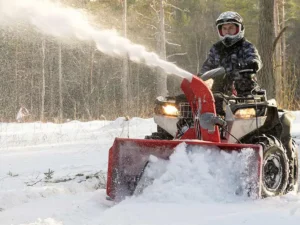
(0, 0), (299, 122)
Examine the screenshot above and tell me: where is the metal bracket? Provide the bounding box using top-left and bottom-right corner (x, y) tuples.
(200, 113), (226, 133)
(200, 113), (216, 133)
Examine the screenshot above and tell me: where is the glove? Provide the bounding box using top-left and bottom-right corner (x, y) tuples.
(239, 61), (259, 72)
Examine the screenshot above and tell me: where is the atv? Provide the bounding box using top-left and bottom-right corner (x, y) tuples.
(106, 68), (299, 201)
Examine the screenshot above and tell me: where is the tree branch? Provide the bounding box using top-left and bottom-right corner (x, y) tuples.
(164, 2), (189, 12)
(272, 26), (288, 52)
(135, 11), (153, 21)
(167, 52), (187, 59)
(150, 3), (159, 15)
(145, 24), (157, 30)
(165, 40), (181, 47)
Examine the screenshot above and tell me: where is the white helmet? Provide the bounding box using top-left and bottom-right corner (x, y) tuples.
(216, 11), (244, 47)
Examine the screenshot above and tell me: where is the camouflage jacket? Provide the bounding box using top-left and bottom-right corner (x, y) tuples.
(200, 38), (262, 95)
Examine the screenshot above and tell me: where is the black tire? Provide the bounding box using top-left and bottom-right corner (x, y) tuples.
(258, 135), (289, 197)
(292, 141), (299, 192)
(145, 132), (165, 140)
(157, 125), (165, 133)
(145, 126), (173, 140)
(285, 139), (299, 193)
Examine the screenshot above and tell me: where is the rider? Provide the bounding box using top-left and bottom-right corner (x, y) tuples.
(200, 11), (262, 97)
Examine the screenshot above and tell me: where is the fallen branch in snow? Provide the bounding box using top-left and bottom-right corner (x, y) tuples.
(46, 178), (73, 183)
(77, 171), (107, 189)
(24, 171), (107, 189)
(7, 171), (19, 177)
(25, 179), (43, 186)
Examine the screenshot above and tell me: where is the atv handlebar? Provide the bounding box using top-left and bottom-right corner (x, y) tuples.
(200, 67), (256, 82)
(239, 69), (255, 73)
(201, 67), (226, 81)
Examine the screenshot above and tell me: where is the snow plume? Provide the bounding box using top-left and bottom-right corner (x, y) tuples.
(133, 143), (260, 203)
(0, 0), (193, 81)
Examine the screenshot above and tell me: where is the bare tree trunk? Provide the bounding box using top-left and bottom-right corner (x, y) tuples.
(30, 60), (34, 118)
(89, 42), (95, 117)
(156, 0), (168, 97)
(281, 0), (286, 76)
(272, 0), (286, 104)
(122, 0), (129, 115)
(280, 0), (287, 107)
(15, 39), (19, 110)
(49, 63), (54, 118)
(136, 64), (140, 116)
(41, 38), (46, 121)
(49, 43), (54, 118)
(258, 0), (275, 99)
(89, 43), (94, 95)
(195, 34), (200, 74)
(274, 0), (282, 101)
(74, 101), (77, 120)
(58, 41), (63, 122)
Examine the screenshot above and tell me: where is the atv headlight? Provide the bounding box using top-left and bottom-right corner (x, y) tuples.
(234, 108), (256, 118)
(162, 104), (179, 116)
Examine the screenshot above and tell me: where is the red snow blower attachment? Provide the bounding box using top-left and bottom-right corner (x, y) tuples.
(106, 68), (298, 201)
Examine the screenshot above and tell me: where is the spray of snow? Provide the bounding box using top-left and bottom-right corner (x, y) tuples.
(0, 0), (193, 81)
(130, 143), (260, 203)
(98, 142), (261, 225)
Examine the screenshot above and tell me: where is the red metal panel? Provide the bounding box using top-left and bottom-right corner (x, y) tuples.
(180, 76), (220, 143)
(181, 128), (196, 139)
(106, 144), (116, 199)
(106, 138), (262, 201)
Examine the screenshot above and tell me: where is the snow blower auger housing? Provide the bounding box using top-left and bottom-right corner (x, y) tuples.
(106, 67), (298, 201)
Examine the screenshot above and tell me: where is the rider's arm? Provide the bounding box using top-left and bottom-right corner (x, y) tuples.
(199, 46), (218, 76)
(242, 41), (263, 72)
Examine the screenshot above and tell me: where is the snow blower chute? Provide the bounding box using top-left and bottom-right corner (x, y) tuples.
(106, 68), (298, 201)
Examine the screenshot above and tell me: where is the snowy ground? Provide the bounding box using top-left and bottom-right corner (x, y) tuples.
(0, 114), (300, 225)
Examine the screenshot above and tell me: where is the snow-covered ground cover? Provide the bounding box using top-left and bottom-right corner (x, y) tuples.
(0, 114), (300, 225)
